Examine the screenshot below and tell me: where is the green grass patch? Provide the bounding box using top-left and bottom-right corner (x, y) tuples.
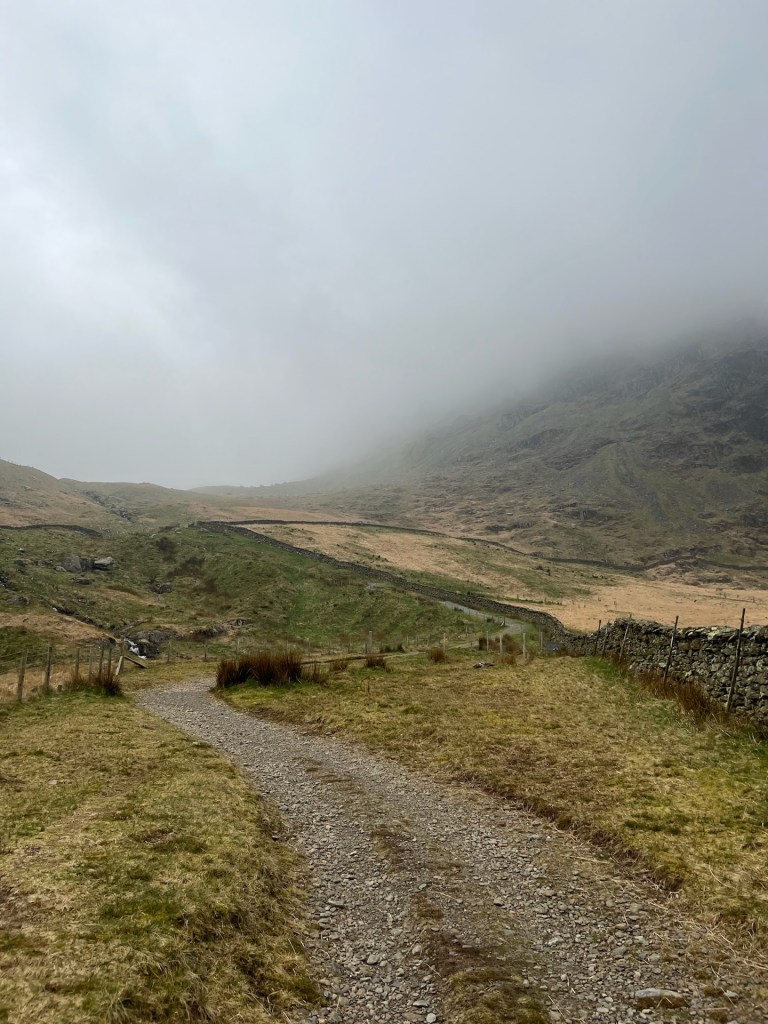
(0, 691), (317, 1023)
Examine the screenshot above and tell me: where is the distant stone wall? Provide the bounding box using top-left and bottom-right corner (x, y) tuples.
(565, 618), (768, 723)
(197, 521), (571, 641)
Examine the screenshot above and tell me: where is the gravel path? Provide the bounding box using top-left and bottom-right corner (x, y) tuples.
(136, 680), (764, 1024)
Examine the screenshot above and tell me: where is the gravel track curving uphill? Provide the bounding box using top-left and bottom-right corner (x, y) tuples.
(136, 680), (765, 1024)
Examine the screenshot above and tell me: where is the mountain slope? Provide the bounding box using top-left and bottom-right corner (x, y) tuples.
(226, 337), (768, 566)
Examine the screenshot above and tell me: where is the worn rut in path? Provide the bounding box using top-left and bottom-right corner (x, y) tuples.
(136, 680), (764, 1024)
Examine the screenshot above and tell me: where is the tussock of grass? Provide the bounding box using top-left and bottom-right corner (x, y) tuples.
(216, 650), (326, 688)
(223, 653), (768, 938)
(217, 650), (303, 687)
(0, 692), (316, 1023)
(69, 664), (122, 697)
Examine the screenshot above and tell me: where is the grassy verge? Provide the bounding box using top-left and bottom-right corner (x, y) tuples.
(221, 653), (768, 939)
(0, 691), (317, 1024)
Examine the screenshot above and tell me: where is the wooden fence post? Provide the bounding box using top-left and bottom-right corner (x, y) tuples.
(204, 642), (208, 663)
(600, 622), (610, 656)
(43, 646), (53, 693)
(618, 616), (632, 664)
(594, 620), (602, 656)
(74, 647), (81, 680)
(98, 645), (105, 679)
(663, 616), (679, 685)
(88, 645), (94, 680)
(726, 607), (746, 712)
(16, 651), (26, 702)
(107, 645), (113, 677)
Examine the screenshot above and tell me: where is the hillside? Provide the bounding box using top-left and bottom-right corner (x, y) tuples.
(217, 337), (768, 566)
(0, 460), (113, 528)
(0, 458), (347, 532)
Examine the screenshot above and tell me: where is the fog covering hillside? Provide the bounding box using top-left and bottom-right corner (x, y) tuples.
(201, 336), (768, 566)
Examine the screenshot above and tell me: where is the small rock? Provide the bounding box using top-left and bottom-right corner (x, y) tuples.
(634, 988), (688, 1009)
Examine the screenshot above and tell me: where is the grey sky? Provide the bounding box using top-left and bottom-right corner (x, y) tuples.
(1, 1), (767, 487)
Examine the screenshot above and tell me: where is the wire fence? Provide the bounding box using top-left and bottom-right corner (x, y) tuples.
(1, 614), (539, 707)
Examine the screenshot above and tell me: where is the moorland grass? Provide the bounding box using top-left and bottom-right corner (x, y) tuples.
(0, 691), (317, 1024)
(222, 653), (768, 940)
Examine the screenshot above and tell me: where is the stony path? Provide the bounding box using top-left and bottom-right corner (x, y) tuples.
(136, 681), (763, 1024)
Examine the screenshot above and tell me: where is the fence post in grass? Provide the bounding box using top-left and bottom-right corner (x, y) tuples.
(74, 647), (81, 681)
(522, 631), (527, 662)
(618, 616), (632, 665)
(235, 638), (240, 659)
(43, 645), (52, 693)
(16, 651), (26, 702)
(88, 645), (94, 680)
(98, 645), (105, 679)
(594, 620), (602, 656)
(663, 615), (679, 685)
(167, 640), (172, 664)
(600, 621), (611, 656)
(204, 642), (208, 663)
(726, 607), (746, 712)
(539, 629), (543, 654)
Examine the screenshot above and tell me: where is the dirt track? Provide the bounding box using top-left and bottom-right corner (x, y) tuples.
(137, 680), (764, 1024)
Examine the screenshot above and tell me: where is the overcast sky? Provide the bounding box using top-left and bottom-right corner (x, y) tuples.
(1, 1), (767, 487)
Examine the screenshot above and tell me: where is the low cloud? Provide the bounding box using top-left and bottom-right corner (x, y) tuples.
(1, 1), (767, 486)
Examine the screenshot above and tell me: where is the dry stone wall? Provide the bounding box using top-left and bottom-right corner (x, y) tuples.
(565, 618), (768, 723)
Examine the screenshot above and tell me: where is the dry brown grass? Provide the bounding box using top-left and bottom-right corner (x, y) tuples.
(252, 522), (550, 597)
(224, 653), (768, 941)
(541, 574), (768, 630)
(0, 667), (73, 703)
(0, 690), (317, 1023)
(0, 611), (104, 644)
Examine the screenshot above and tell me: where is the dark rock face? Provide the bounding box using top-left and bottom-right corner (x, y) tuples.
(127, 629), (177, 658)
